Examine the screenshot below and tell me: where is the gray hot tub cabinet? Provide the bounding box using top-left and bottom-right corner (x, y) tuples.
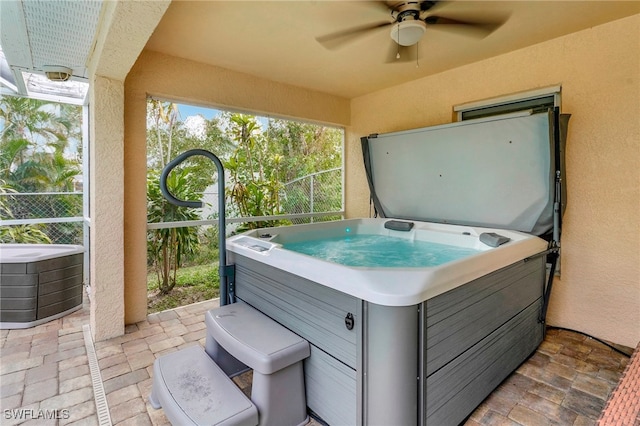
(0, 251), (83, 327)
(231, 253), (545, 425)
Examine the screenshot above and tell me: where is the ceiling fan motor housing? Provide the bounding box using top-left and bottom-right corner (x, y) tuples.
(390, 20), (427, 46)
(390, 2), (429, 46)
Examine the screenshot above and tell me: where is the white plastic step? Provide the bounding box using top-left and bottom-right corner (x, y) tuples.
(149, 345), (258, 426)
(204, 301), (311, 426)
(205, 302), (310, 374)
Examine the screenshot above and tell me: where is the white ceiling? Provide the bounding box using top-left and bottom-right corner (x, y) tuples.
(1, 1), (639, 102)
(145, 1), (640, 99)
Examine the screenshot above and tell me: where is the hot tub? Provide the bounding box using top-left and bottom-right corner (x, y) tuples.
(227, 218), (548, 425)
(0, 244), (84, 329)
(224, 111), (570, 425)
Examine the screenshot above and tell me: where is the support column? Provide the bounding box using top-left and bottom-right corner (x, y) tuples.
(89, 75), (125, 341)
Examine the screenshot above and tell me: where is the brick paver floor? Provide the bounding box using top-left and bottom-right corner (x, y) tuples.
(1, 295), (633, 425)
(1, 298), (96, 426)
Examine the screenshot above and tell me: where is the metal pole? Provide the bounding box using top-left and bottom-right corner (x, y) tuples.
(310, 174), (314, 223)
(160, 149), (230, 306)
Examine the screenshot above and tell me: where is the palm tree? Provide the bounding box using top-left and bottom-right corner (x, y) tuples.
(0, 96), (81, 192)
(0, 96), (82, 243)
(147, 100), (180, 168)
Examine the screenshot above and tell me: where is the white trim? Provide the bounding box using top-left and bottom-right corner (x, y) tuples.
(0, 217), (83, 226)
(0, 76), (19, 94)
(0, 77), (87, 105)
(82, 104), (90, 286)
(11, 68), (27, 95)
(0, 0), (32, 70)
(454, 85), (562, 121)
(146, 211), (345, 230)
(24, 89), (87, 106)
(1, 191), (82, 196)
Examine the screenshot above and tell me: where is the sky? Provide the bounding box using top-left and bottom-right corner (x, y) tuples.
(177, 104), (220, 120)
(177, 102), (270, 134)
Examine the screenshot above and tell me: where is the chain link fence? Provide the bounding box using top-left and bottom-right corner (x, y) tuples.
(145, 167), (343, 308)
(0, 168), (343, 244)
(281, 168), (342, 224)
(0, 192), (84, 244)
(196, 167), (343, 226)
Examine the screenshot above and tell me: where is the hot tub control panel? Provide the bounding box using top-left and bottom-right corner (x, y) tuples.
(231, 236), (276, 254)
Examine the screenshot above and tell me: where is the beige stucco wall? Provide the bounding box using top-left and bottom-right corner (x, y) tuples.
(346, 15), (640, 347)
(86, 0), (170, 341)
(123, 50), (351, 323)
(117, 14), (637, 347)
(88, 76), (125, 341)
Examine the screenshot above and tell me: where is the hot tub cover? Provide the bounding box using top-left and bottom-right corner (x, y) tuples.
(0, 244), (84, 263)
(361, 109), (570, 238)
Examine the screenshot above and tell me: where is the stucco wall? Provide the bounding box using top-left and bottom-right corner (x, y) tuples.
(123, 50), (351, 323)
(89, 76), (125, 341)
(87, 0), (170, 341)
(346, 15), (640, 347)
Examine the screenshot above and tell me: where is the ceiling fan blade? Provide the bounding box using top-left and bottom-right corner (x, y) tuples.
(316, 21), (393, 50)
(424, 15), (507, 38)
(420, 1), (440, 12)
(372, 1), (397, 14)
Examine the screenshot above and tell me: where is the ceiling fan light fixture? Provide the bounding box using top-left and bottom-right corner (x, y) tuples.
(390, 20), (427, 46)
(41, 65), (73, 82)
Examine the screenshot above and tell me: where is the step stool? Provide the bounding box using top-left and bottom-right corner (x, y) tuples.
(205, 302), (310, 426)
(149, 302), (310, 426)
(149, 345), (258, 425)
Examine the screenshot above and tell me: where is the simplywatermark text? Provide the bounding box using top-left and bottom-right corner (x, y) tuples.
(4, 408), (70, 421)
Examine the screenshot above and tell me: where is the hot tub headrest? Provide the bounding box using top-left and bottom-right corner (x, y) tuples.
(479, 232), (511, 247)
(384, 220), (414, 232)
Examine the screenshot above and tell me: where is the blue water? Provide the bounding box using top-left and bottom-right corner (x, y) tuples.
(283, 234), (481, 268)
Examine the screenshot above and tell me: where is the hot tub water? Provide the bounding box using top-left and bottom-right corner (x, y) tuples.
(283, 234), (483, 268)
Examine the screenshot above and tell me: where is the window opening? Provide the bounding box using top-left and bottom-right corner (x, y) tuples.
(0, 94), (84, 246)
(145, 99), (344, 312)
(455, 86), (561, 121)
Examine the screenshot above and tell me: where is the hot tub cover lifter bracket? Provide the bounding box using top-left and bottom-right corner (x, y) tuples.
(541, 107), (568, 325)
(361, 134), (386, 218)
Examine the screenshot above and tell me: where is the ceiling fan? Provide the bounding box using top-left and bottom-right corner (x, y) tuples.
(316, 1), (508, 63)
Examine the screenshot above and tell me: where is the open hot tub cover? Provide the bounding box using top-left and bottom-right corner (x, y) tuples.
(361, 109), (570, 238)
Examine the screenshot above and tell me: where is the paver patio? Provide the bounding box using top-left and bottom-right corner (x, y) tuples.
(0, 296), (632, 425)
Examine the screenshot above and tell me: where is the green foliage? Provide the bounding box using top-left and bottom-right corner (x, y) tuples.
(147, 169), (201, 294)
(145, 101), (343, 303)
(224, 114), (287, 230)
(265, 118), (342, 182)
(0, 179), (15, 220)
(147, 263), (219, 313)
(0, 180), (51, 243)
(147, 263), (219, 291)
(146, 101), (233, 193)
(0, 224), (52, 244)
(0, 96), (81, 192)
(0, 97), (82, 244)
(183, 226), (219, 265)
